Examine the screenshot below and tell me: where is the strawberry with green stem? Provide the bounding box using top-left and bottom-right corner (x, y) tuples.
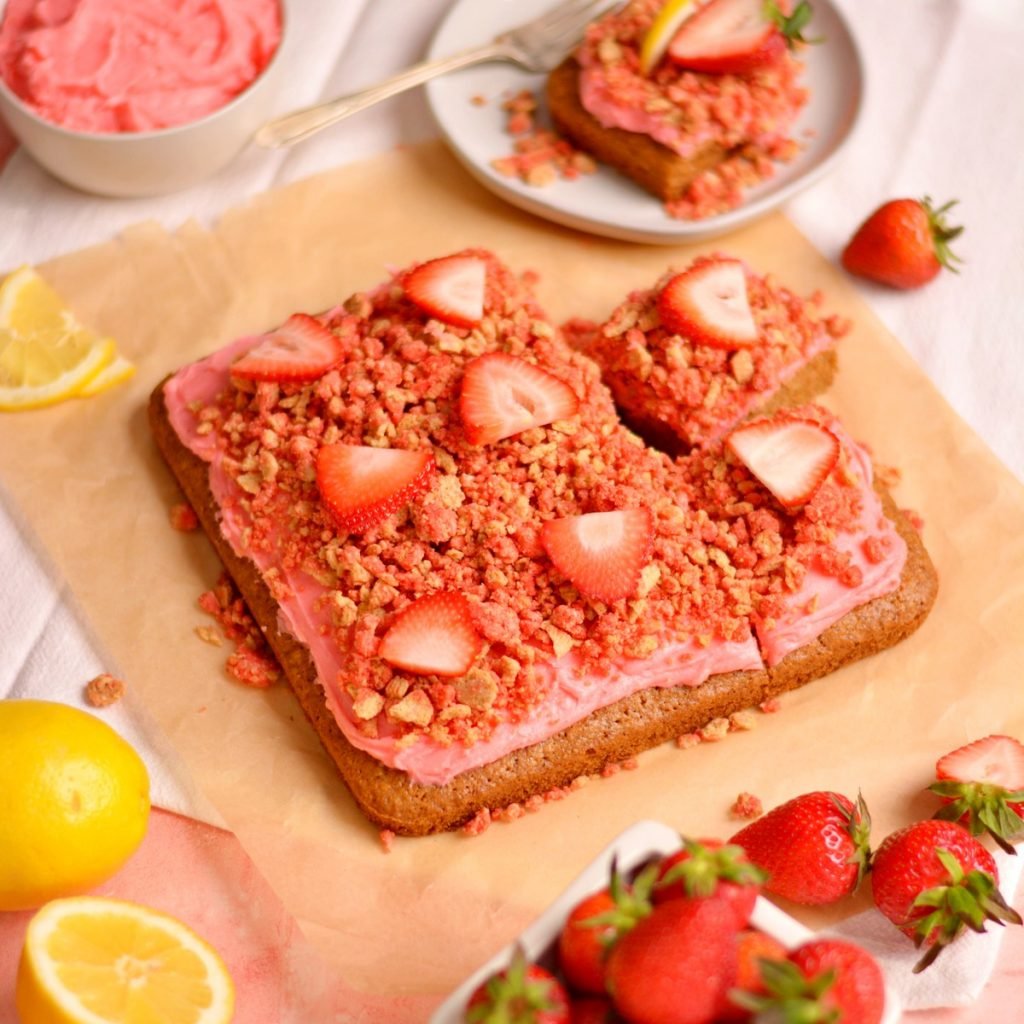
(871, 819), (1022, 972)
(931, 734), (1024, 854)
(558, 860), (657, 995)
(730, 791), (872, 905)
(466, 948), (570, 1023)
(732, 938), (885, 1024)
(841, 196), (964, 289)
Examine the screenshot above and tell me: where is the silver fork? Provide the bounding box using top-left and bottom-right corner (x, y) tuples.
(254, 0), (614, 149)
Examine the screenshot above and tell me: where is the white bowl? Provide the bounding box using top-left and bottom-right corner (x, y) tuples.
(0, 0), (288, 197)
(431, 821), (902, 1023)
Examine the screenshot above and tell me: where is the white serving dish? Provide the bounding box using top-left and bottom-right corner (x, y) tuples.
(0, 0), (289, 197)
(431, 820), (901, 1023)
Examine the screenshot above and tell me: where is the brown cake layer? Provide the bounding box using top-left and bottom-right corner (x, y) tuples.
(149, 382), (938, 837)
(546, 59), (729, 202)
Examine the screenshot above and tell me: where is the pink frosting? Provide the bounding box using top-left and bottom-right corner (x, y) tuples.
(755, 433), (907, 666)
(0, 0), (281, 133)
(164, 346), (904, 785)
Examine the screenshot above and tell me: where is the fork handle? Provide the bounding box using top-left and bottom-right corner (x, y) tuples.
(254, 40), (513, 149)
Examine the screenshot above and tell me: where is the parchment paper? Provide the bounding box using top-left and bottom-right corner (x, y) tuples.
(2, 141), (1023, 1005)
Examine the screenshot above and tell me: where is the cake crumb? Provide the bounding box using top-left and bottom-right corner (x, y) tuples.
(676, 732), (701, 750)
(759, 697), (783, 714)
(874, 463), (902, 489)
(379, 829), (396, 853)
(698, 717), (730, 742)
(85, 672), (125, 708)
(901, 508), (925, 533)
(169, 502), (199, 532)
(461, 808), (492, 837)
(731, 792), (763, 820)
(195, 625), (223, 647)
(729, 709), (759, 732)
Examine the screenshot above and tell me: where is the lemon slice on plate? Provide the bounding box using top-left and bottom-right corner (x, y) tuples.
(0, 266), (132, 411)
(640, 0), (696, 74)
(16, 897), (235, 1024)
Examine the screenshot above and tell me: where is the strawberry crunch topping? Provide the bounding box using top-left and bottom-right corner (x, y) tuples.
(169, 249), (899, 767)
(580, 255), (850, 449)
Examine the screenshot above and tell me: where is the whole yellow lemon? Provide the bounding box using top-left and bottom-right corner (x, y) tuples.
(0, 699), (151, 911)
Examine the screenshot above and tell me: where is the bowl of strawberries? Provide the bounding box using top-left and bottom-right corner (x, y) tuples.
(432, 820), (901, 1024)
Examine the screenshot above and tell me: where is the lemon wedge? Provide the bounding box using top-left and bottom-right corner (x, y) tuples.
(78, 352), (138, 397)
(0, 266), (132, 411)
(640, 0), (696, 74)
(16, 897), (235, 1024)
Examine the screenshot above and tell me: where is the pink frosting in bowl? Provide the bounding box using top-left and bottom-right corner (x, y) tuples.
(0, 0), (282, 134)
(0, 0), (288, 194)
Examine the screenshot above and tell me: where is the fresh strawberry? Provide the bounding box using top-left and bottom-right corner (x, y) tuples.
(558, 864), (656, 995)
(652, 837), (766, 929)
(730, 792), (872, 905)
(378, 592), (482, 678)
(606, 899), (740, 1024)
(459, 352), (579, 446)
(668, 0), (815, 75)
(717, 929), (788, 1021)
(932, 735), (1024, 852)
(568, 997), (616, 1024)
(231, 313), (344, 383)
(316, 443), (435, 533)
(657, 259), (758, 349)
(725, 415), (840, 510)
(733, 938), (885, 1023)
(841, 196), (964, 289)
(871, 819), (1022, 971)
(541, 508), (654, 603)
(467, 951), (570, 1023)
(404, 253), (487, 327)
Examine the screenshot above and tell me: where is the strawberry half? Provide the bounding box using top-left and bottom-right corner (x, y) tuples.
(316, 443), (435, 534)
(541, 508), (653, 603)
(378, 592), (483, 678)
(657, 259), (758, 349)
(231, 313), (345, 383)
(726, 415), (840, 509)
(459, 352), (579, 446)
(931, 735), (1024, 853)
(402, 253), (487, 327)
(668, 0), (816, 75)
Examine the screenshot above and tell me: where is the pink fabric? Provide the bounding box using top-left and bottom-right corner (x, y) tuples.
(0, 808), (438, 1022)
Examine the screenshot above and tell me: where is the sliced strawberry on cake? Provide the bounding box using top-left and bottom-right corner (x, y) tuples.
(541, 508), (654, 603)
(378, 593), (483, 678)
(657, 259), (759, 349)
(402, 253), (487, 327)
(667, 0), (816, 76)
(459, 351), (579, 445)
(231, 313), (345, 383)
(316, 443), (435, 534)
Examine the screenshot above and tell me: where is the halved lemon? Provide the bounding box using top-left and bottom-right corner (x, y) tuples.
(0, 266), (132, 411)
(16, 897), (235, 1024)
(639, 0), (696, 73)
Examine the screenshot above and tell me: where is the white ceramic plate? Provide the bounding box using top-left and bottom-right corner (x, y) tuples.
(425, 0), (864, 244)
(430, 821), (901, 1023)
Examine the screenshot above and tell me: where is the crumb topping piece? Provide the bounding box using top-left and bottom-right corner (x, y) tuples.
(85, 673), (125, 708)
